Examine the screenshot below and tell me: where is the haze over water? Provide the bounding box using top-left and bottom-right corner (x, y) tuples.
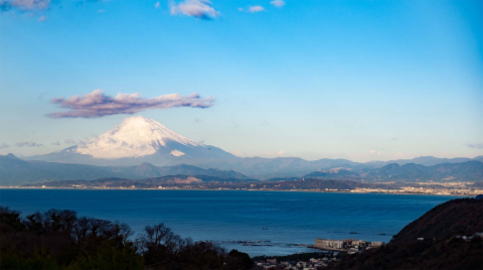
(0, 189), (455, 256)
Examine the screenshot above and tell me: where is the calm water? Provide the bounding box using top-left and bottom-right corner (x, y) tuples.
(0, 189), (455, 256)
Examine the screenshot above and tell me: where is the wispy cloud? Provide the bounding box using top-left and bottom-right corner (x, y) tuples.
(467, 143), (483, 149)
(0, 143), (9, 149)
(1, 0), (106, 15)
(248, 5), (264, 13)
(0, 0), (51, 11)
(64, 139), (84, 145)
(368, 149), (383, 156)
(270, 0), (285, 7)
(169, 0), (219, 20)
(16, 141), (43, 147)
(154, 1), (160, 8)
(48, 89), (215, 118)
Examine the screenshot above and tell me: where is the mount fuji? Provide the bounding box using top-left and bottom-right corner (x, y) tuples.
(29, 116), (237, 168)
(27, 116), (363, 178)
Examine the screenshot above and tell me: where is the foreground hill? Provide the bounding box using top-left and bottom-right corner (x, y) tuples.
(0, 207), (253, 270)
(329, 198), (483, 270)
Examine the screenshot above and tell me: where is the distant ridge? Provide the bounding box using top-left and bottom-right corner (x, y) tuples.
(366, 155), (483, 167)
(1, 153), (483, 186)
(304, 161), (483, 182)
(0, 154), (248, 186)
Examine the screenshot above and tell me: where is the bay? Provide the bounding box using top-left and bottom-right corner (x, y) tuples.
(0, 189), (455, 256)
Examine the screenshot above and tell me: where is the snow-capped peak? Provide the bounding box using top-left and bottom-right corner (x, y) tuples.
(76, 116), (199, 159)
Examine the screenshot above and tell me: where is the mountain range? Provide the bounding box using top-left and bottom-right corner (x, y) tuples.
(1, 116), (482, 184)
(0, 153), (249, 186)
(304, 161), (483, 182)
(2, 153), (483, 186)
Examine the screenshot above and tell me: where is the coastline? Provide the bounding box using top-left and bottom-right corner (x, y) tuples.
(0, 185), (476, 197)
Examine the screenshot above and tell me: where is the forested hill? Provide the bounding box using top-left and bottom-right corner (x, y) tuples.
(329, 198), (483, 270)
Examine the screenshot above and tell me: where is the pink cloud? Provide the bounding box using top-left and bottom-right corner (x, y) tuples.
(270, 0), (285, 7)
(248, 5), (264, 13)
(0, 0), (50, 11)
(48, 89), (215, 118)
(169, 0), (219, 20)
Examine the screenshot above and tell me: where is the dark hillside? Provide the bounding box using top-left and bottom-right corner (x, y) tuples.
(392, 198), (483, 244)
(329, 198), (483, 270)
(0, 207), (253, 270)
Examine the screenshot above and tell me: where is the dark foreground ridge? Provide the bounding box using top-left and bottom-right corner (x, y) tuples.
(328, 197), (483, 270)
(0, 208), (253, 270)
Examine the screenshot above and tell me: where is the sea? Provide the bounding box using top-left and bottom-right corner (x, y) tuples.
(0, 189), (457, 256)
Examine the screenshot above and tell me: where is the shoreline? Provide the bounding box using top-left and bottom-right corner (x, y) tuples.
(0, 185), (475, 197)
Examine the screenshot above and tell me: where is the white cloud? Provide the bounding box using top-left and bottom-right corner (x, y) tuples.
(6, 0), (51, 10)
(468, 143), (483, 149)
(1, 0), (106, 15)
(270, 0), (285, 7)
(16, 141), (43, 147)
(369, 149), (383, 156)
(248, 5), (264, 13)
(64, 139), (85, 145)
(276, 150), (285, 156)
(169, 0), (219, 20)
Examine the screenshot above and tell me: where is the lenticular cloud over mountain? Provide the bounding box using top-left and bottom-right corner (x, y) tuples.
(48, 90), (214, 118)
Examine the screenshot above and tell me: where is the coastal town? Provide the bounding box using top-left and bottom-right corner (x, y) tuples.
(7, 179), (483, 197)
(312, 238), (383, 254)
(254, 238), (385, 269)
(254, 251), (341, 270)
(254, 233), (483, 270)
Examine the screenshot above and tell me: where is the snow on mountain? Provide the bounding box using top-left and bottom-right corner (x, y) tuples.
(28, 116), (237, 168)
(76, 116), (199, 159)
(170, 150), (185, 157)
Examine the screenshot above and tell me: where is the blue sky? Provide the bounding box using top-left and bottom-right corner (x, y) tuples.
(0, 0), (482, 161)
